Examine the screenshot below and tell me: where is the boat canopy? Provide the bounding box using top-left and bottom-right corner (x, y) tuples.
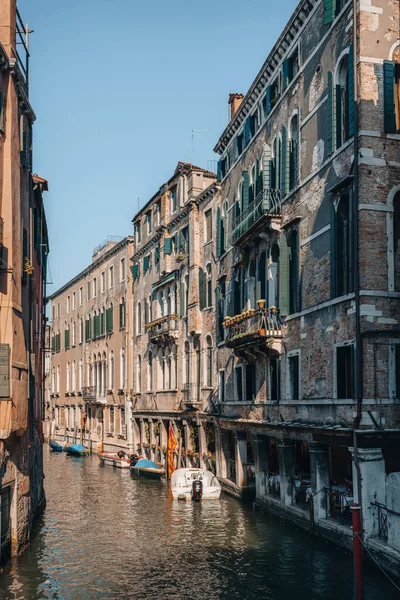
(133, 459), (159, 469)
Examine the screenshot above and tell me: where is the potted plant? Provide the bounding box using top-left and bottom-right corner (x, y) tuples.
(176, 253), (185, 262)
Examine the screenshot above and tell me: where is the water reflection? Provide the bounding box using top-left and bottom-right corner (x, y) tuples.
(0, 448), (398, 600)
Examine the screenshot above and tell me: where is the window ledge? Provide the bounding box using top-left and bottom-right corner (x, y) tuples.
(202, 307), (213, 313)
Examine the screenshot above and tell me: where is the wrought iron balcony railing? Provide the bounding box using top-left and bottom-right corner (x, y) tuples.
(145, 314), (178, 342)
(231, 189), (281, 246)
(225, 306), (282, 349)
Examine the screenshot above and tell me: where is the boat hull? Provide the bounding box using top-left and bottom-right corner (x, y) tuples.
(171, 487), (221, 501)
(49, 441), (67, 452)
(98, 454), (131, 469)
(131, 467), (165, 480)
(66, 444), (88, 457)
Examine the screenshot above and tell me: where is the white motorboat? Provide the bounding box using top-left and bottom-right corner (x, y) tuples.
(170, 468), (221, 501)
(98, 451), (131, 469)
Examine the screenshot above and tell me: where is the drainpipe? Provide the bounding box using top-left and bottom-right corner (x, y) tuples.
(352, 0), (363, 535)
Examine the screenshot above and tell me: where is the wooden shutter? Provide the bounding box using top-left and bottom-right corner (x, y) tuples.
(324, 0), (335, 24)
(383, 61), (396, 134)
(265, 86), (272, 115)
(281, 126), (288, 196)
(51, 336), (55, 353)
(327, 71), (335, 155)
(242, 171), (250, 211)
(330, 202), (337, 299)
(216, 207), (222, 257)
(279, 234), (290, 316)
(0, 344), (10, 397)
(282, 59), (290, 89)
(164, 238), (173, 255)
(143, 255), (149, 272)
(199, 268), (206, 310)
(155, 245), (160, 265)
(85, 320), (89, 341)
(348, 44), (355, 137)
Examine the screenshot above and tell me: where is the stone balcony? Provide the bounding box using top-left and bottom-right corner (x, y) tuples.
(181, 383), (202, 410)
(145, 314), (179, 344)
(225, 305), (283, 357)
(230, 189), (281, 246)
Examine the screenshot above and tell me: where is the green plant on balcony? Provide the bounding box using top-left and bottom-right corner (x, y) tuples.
(176, 253), (185, 262)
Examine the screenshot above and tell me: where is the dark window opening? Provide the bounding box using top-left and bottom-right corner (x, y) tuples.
(289, 230), (300, 313)
(246, 363), (256, 403)
(237, 133), (243, 156)
(270, 358), (280, 401)
(396, 345), (400, 400)
(289, 354), (299, 400)
(336, 345), (354, 398)
(336, 195), (352, 296)
(336, 55), (350, 147)
(235, 367), (243, 402)
(219, 371), (225, 402)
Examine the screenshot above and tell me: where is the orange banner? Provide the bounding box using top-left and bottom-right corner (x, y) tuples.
(167, 424), (177, 479)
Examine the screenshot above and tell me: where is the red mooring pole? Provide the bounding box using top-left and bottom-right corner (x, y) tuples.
(351, 503), (363, 600)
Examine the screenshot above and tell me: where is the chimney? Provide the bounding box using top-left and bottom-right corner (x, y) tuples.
(228, 93), (244, 121)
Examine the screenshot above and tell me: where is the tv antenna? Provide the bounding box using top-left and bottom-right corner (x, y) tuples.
(190, 129), (209, 165)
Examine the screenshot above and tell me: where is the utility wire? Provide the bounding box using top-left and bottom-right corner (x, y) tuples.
(354, 533), (400, 592)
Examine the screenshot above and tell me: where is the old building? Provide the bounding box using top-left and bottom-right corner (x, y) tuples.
(130, 162), (219, 467)
(211, 0), (400, 574)
(0, 1), (48, 564)
(47, 237), (135, 454)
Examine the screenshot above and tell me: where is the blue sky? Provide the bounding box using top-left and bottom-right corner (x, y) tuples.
(18, 0), (298, 291)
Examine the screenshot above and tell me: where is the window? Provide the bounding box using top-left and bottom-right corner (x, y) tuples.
(120, 297), (126, 329)
(72, 292), (76, 310)
(66, 362), (71, 393)
(155, 201), (161, 227)
(101, 271), (105, 293)
(56, 366), (60, 393)
(109, 352), (114, 390)
(235, 366), (243, 402)
(93, 278), (97, 298)
(333, 194), (352, 297)
(120, 258), (126, 282)
(336, 344), (354, 398)
(246, 363), (256, 402)
(147, 211), (152, 235)
(52, 305), (56, 321)
(270, 358), (280, 401)
(67, 296), (70, 313)
(57, 302), (61, 318)
(72, 361), (76, 392)
(236, 133), (244, 156)
(171, 187), (178, 213)
(184, 342), (190, 384)
(109, 266), (114, 289)
(289, 113), (300, 191)
(288, 354), (300, 400)
(206, 264), (212, 308)
(216, 281), (226, 343)
(136, 301), (141, 335)
(109, 406), (115, 435)
(219, 371), (225, 402)
(271, 135), (282, 191)
(206, 336), (213, 387)
(79, 287), (83, 306)
(135, 221), (141, 244)
(136, 355), (142, 393)
(289, 230), (300, 314)
(120, 348), (126, 390)
(148, 351), (153, 391)
(396, 345), (400, 399)
(72, 321), (76, 347)
(87, 281), (91, 301)
(205, 210), (212, 242)
(218, 200), (229, 256)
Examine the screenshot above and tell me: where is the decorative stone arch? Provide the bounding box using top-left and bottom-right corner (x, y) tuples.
(334, 47), (351, 85)
(389, 41), (400, 61)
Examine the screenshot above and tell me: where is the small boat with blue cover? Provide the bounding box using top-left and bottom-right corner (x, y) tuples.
(130, 458), (165, 480)
(49, 440), (67, 452)
(65, 444), (88, 457)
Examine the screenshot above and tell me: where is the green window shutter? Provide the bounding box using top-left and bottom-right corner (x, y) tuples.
(281, 126), (287, 196)
(143, 255), (150, 272)
(51, 337), (55, 353)
(262, 145), (272, 193)
(324, 0), (335, 24)
(244, 117), (251, 146)
(336, 84), (342, 148)
(109, 307), (113, 332)
(383, 60), (396, 134)
(282, 59), (290, 89)
(180, 281), (185, 317)
(327, 71), (334, 155)
(85, 320), (89, 341)
(199, 268), (206, 310)
(330, 202), (337, 298)
(216, 207), (222, 258)
(131, 263), (139, 279)
(164, 238), (173, 255)
(348, 44), (355, 137)
(155, 244), (160, 265)
(279, 234), (290, 317)
(217, 160), (222, 182)
(105, 309), (110, 334)
(174, 231), (179, 252)
(57, 334), (60, 352)
(242, 171), (249, 210)
(265, 86), (272, 116)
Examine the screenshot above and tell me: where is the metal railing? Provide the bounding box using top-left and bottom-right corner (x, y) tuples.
(225, 307), (282, 348)
(290, 477), (312, 508)
(145, 314), (178, 340)
(267, 472), (280, 497)
(231, 189), (281, 245)
(324, 486), (353, 525)
(82, 386), (96, 400)
(371, 502), (388, 540)
(16, 8), (29, 85)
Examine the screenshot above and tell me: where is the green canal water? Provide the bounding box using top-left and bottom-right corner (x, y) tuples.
(0, 447), (398, 600)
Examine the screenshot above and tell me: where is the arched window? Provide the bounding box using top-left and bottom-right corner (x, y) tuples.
(249, 163), (256, 204)
(393, 192), (400, 291)
(51, 367), (55, 393)
(66, 362), (70, 393)
(56, 365), (60, 393)
(335, 194), (352, 296)
(144, 297), (149, 325)
(289, 230), (300, 313)
(157, 348), (165, 391)
(72, 321), (76, 347)
(172, 344), (177, 389)
(194, 338), (201, 401)
(120, 348), (126, 390)
(165, 347), (171, 390)
(158, 290), (164, 318)
(337, 54), (350, 147)
(148, 294), (153, 322)
(136, 355), (142, 393)
(109, 351), (114, 390)
(206, 336), (213, 387)
(136, 301), (142, 335)
(79, 360), (83, 392)
(72, 360), (76, 392)
(148, 351), (153, 391)
(289, 113), (300, 191)
(221, 200), (229, 254)
(269, 243), (279, 308)
(255, 158), (263, 196)
(166, 286), (171, 315)
(79, 318), (83, 344)
(257, 251), (267, 302)
(271, 135), (282, 190)
(206, 263), (212, 308)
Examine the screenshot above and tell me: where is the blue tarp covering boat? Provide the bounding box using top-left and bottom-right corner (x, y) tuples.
(49, 441), (66, 452)
(131, 459), (165, 479)
(65, 444), (88, 456)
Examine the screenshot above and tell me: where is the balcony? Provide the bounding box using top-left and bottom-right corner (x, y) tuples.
(82, 386), (96, 401)
(225, 305), (282, 355)
(230, 189), (281, 246)
(181, 383), (201, 410)
(145, 314), (178, 344)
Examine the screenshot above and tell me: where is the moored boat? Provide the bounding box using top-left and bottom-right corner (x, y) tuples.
(98, 451), (131, 469)
(49, 440), (67, 452)
(65, 444), (88, 457)
(130, 458), (165, 480)
(170, 468), (221, 501)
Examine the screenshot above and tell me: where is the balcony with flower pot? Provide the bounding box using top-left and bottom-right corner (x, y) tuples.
(230, 189), (282, 247)
(145, 314), (179, 344)
(225, 303), (283, 356)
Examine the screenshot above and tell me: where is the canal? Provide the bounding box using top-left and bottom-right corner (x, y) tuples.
(0, 448), (398, 600)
